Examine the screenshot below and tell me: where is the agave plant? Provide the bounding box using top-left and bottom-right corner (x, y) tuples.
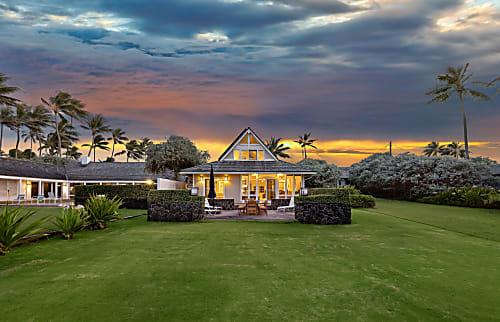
(53, 207), (88, 239)
(0, 206), (47, 255)
(84, 194), (123, 230)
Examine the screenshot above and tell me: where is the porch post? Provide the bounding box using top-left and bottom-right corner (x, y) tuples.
(55, 183), (59, 199)
(292, 174), (296, 196)
(38, 180), (42, 196)
(256, 174), (259, 201)
(285, 175), (287, 199)
(18, 179), (22, 197)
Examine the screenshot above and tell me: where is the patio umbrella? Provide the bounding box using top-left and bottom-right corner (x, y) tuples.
(208, 164), (216, 202)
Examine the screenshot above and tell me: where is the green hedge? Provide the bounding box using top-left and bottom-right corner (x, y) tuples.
(309, 186), (360, 196)
(296, 191), (350, 205)
(350, 194), (376, 208)
(74, 185), (156, 209)
(147, 190), (203, 203)
(418, 187), (500, 209)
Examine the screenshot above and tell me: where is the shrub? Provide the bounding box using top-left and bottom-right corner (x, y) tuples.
(350, 153), (495, 200)
(147, 190), (203, 203)
(296, 191), (350, 205)
(296, 159), (341, 187)
(53, 207), (88, 239)
(84, 194), (123, 230)
(309, 186), (360, 196)
(350, 194), (376, 208)
(75, 185), (156, 209)
(0, 206), (48, 255)
(419, 187), (500, 209)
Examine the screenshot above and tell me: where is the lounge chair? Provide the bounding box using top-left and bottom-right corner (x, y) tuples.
(36, 195), (44, 204)
(15, 194), (25, 204)
(204, 199), (221, 216)
(277, 196), (295, 212)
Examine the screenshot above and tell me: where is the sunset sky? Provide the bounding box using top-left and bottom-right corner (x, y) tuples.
(0, 0), (499, 166)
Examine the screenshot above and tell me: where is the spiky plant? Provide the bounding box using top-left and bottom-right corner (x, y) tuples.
(265, 137), (291, 159)
(423, 141), (445, 157)
(0, 206), (48, 255)
(84, 194), (123, 230)
(53, 207), (88, 240)
(426, 63), (491, 159)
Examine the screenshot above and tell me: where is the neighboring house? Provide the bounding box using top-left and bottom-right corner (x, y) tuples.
(0, 157), (171, 202)
(180, 127), (316, 202)
(339, 167), (350, 187)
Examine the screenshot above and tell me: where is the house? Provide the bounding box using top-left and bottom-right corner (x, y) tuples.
(180, 128), (316, 202)
(0, 157), (171, 202)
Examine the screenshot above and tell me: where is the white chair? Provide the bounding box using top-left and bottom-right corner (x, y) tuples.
(204, 198), (222, 215)
(277, 196), (295, 212)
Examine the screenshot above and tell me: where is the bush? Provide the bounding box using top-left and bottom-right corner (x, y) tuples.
(350, 194), (376, 208)
(84, 194), (123, 230)
(0, 206), (48, 255)
(75, 185), (156, 209)
(309, 186), (360, 196)
(296, 159), (341, 188)
(296, 190), (350, 205)
(350, 153), (495, 200)
(147, 190), (203, 203)
(418, 187), (500, 209)
(52, 207), (88, 239)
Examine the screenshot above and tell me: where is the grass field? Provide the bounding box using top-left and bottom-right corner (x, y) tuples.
(1, 201), (499, 321)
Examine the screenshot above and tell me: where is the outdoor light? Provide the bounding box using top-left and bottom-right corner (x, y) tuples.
(200, 175), (204, 182)
(224, 175), (229, 183)
(146, 179), (153, 185)
(190, 187), (199, 196)
(300, 187), (308, 196)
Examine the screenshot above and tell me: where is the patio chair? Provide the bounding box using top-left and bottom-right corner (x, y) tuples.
(15, 194), (25, 204)
(277, 196), (295, 212)
(246, 200), (259, 216)
(204, 198), (221, 216)
(237, 202), (246, 216)
(258, 200), (268, 215)
(36, 195), (44, 204)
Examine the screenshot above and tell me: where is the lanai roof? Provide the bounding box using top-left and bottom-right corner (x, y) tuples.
(180, 160), (316, 174)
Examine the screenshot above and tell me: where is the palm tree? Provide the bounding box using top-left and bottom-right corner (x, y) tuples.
(0, 72), (19, 107)
(41, 92), (79, 158)
(426, 63), (491, 159)
(0, 107), (13, 154)
(81, 114), (111, 160)
(22, 105), (52, 157)
(11, 104), (30, 158)
(265, 137), (291, 159)
(83, 134), (109, 162)
(109, 128), (128, 159)
(423, 141), (445, 157)
(66, 146), (82, 160)
(138, 137), (152, 160)
(116, 139), (142, 162)
(294, 132), (318, 159)
(442, 142), (464, 158)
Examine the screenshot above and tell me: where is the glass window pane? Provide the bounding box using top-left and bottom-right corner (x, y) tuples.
(238, 134), (249, 145)
(249, 134), (259, 144)
(234, 150), (240, 160)
(241, 176), (248, 199)
(250, 176), (257, 197)
(295, 176), (301, 194)
(249, 150), (257, 160)
(258, 151), (264, 160)
(241, 150), (249, 160)
(286, 176), (293, 197)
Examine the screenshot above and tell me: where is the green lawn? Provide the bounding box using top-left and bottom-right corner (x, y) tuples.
(1, 202), (500, 321)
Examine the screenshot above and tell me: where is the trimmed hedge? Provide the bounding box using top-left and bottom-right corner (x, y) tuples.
(296, 191), (350, 205)
(147, 190), (203, 203)
(418, 187), (500, 209)
(350, 194), (376, 208)
(309, 186), (360, 196)
(74, 185), (156, 209)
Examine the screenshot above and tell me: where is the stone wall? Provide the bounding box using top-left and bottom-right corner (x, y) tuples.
(209, 199), (235, 210)
(270, 199), (291, 210)
(147, 201), (204, 222)
(295, 203), (351, 225)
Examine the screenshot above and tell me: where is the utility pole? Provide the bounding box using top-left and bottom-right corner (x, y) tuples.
(389, 140), (392, 156)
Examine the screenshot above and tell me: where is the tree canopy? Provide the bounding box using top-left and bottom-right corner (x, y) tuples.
(297, 158), (341, 188)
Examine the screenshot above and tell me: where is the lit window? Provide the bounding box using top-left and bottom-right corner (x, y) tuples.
(241, 150), (249, 160)
(258, 151), (264, 160)
(238, 134), (249, 145)
(234, 150), (240, 160)
(249, 135), (259, 144)
(249, 150), (257, 160)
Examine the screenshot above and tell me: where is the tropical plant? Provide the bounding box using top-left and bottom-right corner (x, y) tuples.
(41, 92), (82, 158)
(84, 194), (122, 230)
(423, 141), (445, 157)
(0, 206), (48, 255)
(297, 158), (341, 187)
(294, 132), (317, 159)
(0, 107), (13, 153)
(83, 134), (109, 162)
(81, 113), (111, 160)
(23, 105), (52, 156)
(11, 104), (30, 158)
(138, 137), (152, 160)
(0, 72), (19, 107)
(9, 148), (35, 159)
(441, 141), (465, 158)
(66, 146), (82, 160)
(109, 128), (128, 159)
(426, 63), (492, 159)
(116, 139), (142, 162)
(265, 137), (290, 159)
(52, 207), (88, 239)
(145, 135), (210, 178)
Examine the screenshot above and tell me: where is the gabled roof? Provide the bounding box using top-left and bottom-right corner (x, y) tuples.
(0, 157), (67, 180)
(180, 160), (316, 174)
(217, 127), (278, 162)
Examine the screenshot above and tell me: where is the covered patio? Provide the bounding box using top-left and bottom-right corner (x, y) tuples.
(204, 209), (295, 221)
